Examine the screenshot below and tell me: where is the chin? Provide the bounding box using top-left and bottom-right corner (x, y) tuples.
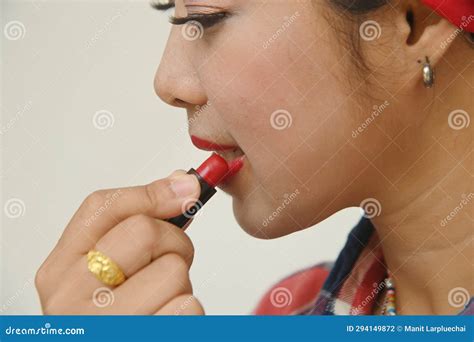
(232, 199), (303, 239)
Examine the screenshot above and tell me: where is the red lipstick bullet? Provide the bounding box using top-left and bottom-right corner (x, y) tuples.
(166, 153), (230, 228)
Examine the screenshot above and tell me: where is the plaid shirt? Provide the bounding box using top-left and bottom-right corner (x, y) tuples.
(254, 217), (473, 315)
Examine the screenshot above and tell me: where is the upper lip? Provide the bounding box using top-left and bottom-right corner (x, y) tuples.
(190, 135), (238, 152)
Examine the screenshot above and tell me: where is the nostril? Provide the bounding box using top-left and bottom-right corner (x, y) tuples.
(173, 98), (188, 107)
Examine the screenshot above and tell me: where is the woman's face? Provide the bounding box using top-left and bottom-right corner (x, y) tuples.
(155, 0), (420, 238)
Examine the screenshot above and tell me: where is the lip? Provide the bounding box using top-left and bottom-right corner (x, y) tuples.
(190, 135), (245, 184)
(191, 135), (237, 151)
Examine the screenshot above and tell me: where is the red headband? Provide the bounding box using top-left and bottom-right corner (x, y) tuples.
(422, 0), (474, 32)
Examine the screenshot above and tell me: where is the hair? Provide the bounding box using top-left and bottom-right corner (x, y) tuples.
(328, 0), (473, 58)
(331, 0), (389, 14)
(322, 0), (473, 96)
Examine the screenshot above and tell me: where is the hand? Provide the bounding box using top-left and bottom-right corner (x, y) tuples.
(35, 171), (205, 315)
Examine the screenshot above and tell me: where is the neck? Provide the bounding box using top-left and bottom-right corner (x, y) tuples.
(373, 190), (473, 314)
(371, 47), (473, 315)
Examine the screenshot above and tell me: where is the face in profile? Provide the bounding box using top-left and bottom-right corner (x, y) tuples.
(154, 0), (472, 238)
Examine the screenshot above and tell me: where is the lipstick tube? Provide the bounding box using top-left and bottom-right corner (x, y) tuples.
(166, 153), (229, 229)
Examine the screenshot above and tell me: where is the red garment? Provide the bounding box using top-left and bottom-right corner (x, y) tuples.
(422, 0), (474, 32)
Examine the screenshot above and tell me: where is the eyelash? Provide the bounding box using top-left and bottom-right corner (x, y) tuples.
(169, 12), (228, 29)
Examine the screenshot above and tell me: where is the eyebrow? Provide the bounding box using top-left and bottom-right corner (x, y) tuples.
(150, 0), (175, 10)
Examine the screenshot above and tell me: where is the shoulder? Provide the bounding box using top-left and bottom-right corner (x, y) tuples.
(253, 262), (332, 315)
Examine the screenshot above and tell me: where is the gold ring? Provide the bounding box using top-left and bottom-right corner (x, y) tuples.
(87, 250), (126, 286)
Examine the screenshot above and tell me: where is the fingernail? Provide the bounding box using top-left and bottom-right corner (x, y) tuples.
(169, 174), (198, 198)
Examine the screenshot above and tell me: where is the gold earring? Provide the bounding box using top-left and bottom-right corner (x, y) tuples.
(422, 56), (435, 88)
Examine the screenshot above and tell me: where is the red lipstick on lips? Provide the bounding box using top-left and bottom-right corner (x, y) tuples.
(166, 153), (235, 228)
(190, 135), (236, 151)
(190, 135), (245, 183)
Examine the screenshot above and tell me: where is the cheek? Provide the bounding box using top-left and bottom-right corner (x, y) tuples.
(196, 10), (378, 236)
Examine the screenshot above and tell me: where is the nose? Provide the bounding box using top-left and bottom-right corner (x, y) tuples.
(154, 32), (208, 109)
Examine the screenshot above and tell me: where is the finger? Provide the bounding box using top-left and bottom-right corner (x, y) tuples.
(156, 294), (205, 315)
(57, 214), (195, 299)
(62, 171), (200, 252)
(38, 171), (200, 288)
(112, 253), (192, 314)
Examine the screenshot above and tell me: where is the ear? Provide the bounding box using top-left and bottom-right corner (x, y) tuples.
(406, 18), (458, 66)
(394, 1), (460, 86)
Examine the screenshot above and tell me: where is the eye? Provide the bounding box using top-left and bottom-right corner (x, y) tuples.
(150, 1), (229, 30)
(169, 12), (228, 29)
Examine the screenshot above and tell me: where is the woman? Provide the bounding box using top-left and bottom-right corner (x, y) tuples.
(35, 0), (473, 315)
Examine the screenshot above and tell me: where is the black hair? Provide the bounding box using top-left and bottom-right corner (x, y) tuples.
(328, 0), (473, 57)
(331, 0), (389, 14)
(324, 0), (472, 92)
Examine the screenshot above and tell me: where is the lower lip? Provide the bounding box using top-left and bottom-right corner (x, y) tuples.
(189, 136), (245, 183)
(190, 135), (236, 151)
